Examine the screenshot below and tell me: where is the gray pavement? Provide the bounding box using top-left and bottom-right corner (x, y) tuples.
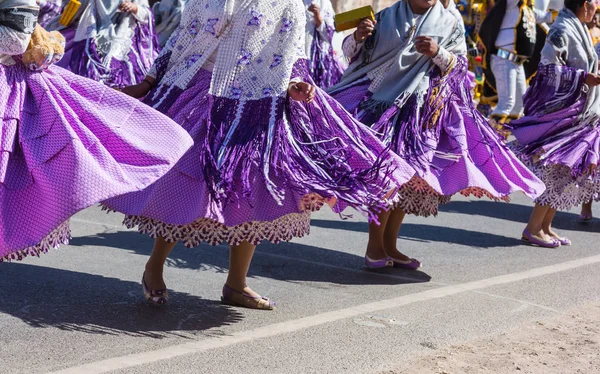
(1, 193), (599, 374)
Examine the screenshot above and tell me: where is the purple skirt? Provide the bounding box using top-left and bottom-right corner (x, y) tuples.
(103, 61), (415, 247)
(510, 64), (600, 209)
(332, 57), (546, 216)
(0, 62), (193, 262)
(56, 17), (158, 89)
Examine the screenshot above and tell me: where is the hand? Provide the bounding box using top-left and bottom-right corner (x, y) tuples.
(119, 1), (138, 14)
(585, 73), (600, 87)
(308, 4), (324, 28)
(288, 82), (316, 103)
(121, 79), (153, 98)
(353, 18), (376, 42)
(589, 163), (597, 174)
(415, 36), (439, 58)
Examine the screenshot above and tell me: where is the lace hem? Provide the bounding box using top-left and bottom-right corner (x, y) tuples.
(534, 164), (600, 210)
(393, 177), (511, 217)
(119, 212), (312, 247)
(0, 221), (70, 263)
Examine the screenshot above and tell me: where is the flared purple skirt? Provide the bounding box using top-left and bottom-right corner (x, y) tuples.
(510, 64), (600, 209)
(0, 62), (193, 262)
(56, 18), (158, 89)
(103, 61), (416, 247)
(331, 58), (545, 216)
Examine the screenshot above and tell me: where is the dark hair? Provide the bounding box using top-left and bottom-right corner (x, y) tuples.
(564, 0), (587, 13)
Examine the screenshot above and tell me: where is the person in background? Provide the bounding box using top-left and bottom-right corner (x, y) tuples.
(479, 0), (554, 135)
(303, 0), (345, 89)
(152, 0), (185, 48)
(36, 0), (62, 27)
(510, 0), (600, 246)
(45, 0), (158, 89)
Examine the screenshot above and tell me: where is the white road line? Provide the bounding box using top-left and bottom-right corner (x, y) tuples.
(50, 254), (600, 374)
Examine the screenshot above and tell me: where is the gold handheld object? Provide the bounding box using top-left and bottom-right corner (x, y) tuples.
(58, 0), (81, 27)
(334, 6), (375, 32)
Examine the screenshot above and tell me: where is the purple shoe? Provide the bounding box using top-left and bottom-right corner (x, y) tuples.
(391, 257), (421, 270)
(521, 229), (560, 248)
(578, 214), (593, 223)
(365, 256), (394, 269)
(554, 236), (572, 246)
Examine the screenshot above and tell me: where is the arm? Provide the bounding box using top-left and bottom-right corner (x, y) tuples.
(0, 6), (39, 55)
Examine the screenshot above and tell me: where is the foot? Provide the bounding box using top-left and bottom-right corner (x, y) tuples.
(142, 271), (169, 306)
(386, 248), (421, 270)
(222, 284), (275, 310)
(545, 229), (571, 246)
(522, 228), (560, 248)
(365, 244), (387, 261)
(580, 204), (593, 222)
(144, 265), (166, 291)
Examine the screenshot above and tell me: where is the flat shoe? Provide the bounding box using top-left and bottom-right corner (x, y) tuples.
(221, 285), (275, 310)
(364, 255), (393, 269)
(522, 229), (560, 248)
(391, 257), (421, 270)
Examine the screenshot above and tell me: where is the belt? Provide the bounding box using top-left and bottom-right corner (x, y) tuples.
(496, 49), (529, 64)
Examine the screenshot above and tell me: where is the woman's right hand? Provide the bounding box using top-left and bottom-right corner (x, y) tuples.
(121, 82), (151, 98)
(353, 18), (376, 43)
(585, 73), (600, 87)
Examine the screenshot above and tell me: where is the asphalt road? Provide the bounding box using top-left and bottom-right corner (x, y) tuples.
(1, 193), (599, 374)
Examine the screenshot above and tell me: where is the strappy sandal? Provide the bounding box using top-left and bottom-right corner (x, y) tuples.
(522, 229), (560, 248)
(221, 284), (275, 310)
(142, 272), (169, 306)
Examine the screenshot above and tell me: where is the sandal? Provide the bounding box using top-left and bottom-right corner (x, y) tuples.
(578, 213), (593, 223)
(142, 272), (169, 306)
(522, 229), (560, 248)
(221, 284), (275, 310)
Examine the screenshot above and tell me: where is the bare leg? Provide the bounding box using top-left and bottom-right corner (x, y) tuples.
(581, 201), (593, 218)
(366, 209), (391, 259)
(524, 203), (553, 241)
(383, 208), (411, 262)
(144, 236), (177, 290)
(541, 208), (563, 239)
(224, 241), (273, 309)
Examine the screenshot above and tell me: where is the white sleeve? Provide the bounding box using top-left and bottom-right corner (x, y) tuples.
(342, 35), (363, 59)
(132, 5), (150, 24)
(432, 47), (453, 73)
(0, 26), (32, 55)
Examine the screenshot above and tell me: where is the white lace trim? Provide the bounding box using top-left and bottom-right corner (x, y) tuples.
(534, 164), (600, 210)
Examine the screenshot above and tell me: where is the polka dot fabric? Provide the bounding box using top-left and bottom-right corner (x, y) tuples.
(0, 63), (193, 262)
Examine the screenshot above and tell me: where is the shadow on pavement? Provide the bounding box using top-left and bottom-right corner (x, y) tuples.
(309, 219), (523, 248)
(0, 263), (243, 338)
(70, 233), (432, 286)
(439, 200), (600, 233)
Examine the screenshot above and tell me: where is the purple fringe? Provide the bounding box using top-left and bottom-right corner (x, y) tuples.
(142, 59), (401, 222)
(309, 24), (345, 89)
(65, 15), (158, 88)
(510, 64), (599, 178)
(370, 57), (475, 171)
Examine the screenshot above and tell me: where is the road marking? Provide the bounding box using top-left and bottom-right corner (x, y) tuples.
(50, 254), (600, 374)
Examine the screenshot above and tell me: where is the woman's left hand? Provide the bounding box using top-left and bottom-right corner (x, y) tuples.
(288, 82), (316, 103)
(308, 4), (324, 28)
(119, 1), (138, 14)
(415, 36), (439, 58)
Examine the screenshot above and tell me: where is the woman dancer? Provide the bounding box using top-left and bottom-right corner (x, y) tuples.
(304, 0), (344, 89)
(152, 0), (185, 48)
(103, 0), (415, 310)
(510, 0), (600, 246)
(328, 0), (546, 267)
(36, 0), (62, 27)
(45, 0), (158, 88)
(0, 0), (193, 263)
